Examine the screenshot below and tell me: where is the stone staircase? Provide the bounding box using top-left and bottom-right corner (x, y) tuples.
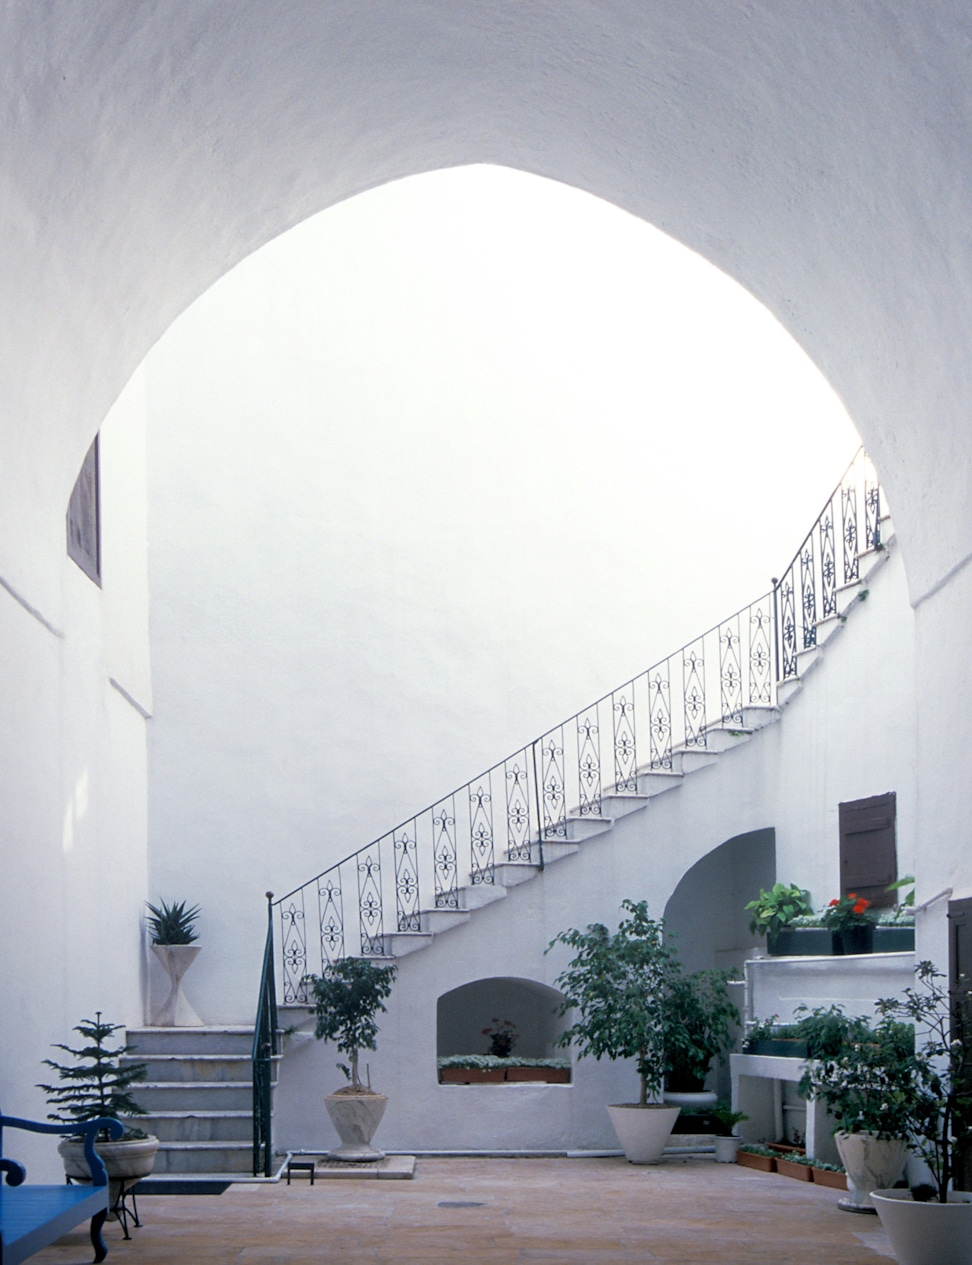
(124, 1026), (279, 1175)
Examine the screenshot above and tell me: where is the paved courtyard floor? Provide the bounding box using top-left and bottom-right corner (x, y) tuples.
(30, 1156), (896, 1264)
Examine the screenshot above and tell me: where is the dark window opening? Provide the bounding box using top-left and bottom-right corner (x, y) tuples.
(838, 792), (896, 908)
(66, 435), (100, 585)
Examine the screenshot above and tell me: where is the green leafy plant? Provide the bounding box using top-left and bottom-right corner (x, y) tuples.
(437, 1055), (570, 1070)
(874, 959), (972, 1202)
(307, 957), (397, 1092)
(738, 1143), (779, 1158)
(886, 874), (916, 909)
(661, 969), (739, 1092)
(798, 1012), (920, 1140)
(745, 883), (813, 938)
(713, 1102), (748, 1136)
(820, 893), (875, 933)
(548, 899), (678, 1106)
(792, 1005), (873, 1059)
(146, 898), (201, 944)
(37, 1013), (148, 1141)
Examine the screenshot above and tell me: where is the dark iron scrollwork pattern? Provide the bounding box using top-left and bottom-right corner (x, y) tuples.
(612, 689), (637, 792)
(317, 877), (344, 968)
(505, 759), (532, 861)
(682, 645), (706, 748)
(718, 615), (743, 725)
(648, 668), (672, 769)
(819, 501), (837, 618)
(576, 712), (601, 816)
(280, 898), (306, 1004)
(539, 729), (567, 838)
(778, 568), (797, 679)
(469, 780), (495, 885)
(800, 545), (817, 649)
(433, 798), (459, 908)
(865, 480), (881, 550)
(393, 825), (421, 932)
(356, 848), (385, 956)
(749, 602), (773, 704)
(842, 484), (859, 583)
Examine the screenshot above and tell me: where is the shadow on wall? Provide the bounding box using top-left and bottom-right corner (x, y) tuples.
(437, 977), (569, 1059)
(663, 827), (776, 977)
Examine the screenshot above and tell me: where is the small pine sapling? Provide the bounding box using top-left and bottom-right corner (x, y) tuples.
(38, 1013), (149, 1140)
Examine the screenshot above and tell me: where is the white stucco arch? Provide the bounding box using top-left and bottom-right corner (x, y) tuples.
(4, 2), (972, 1173)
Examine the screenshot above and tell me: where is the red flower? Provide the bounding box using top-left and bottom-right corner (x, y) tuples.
(853, 899), (869, 915)
(829, 898), (840, 906)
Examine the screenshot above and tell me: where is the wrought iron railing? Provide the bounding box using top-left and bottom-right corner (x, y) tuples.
(252, 892), (278, 1176)
(271, 447), (883, 1004)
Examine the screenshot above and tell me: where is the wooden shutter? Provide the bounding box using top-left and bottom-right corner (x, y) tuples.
(66, 435), (101, 584)
(838, 792), (896, 908)
(949, 898), (972, 1191)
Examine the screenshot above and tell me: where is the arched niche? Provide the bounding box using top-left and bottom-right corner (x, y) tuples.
(663, 827), (776, 977)
(436, 977), (569, 1060)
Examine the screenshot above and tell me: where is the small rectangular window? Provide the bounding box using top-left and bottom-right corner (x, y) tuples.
(838, 792), (896, 908)
(66, 435), (100, 585)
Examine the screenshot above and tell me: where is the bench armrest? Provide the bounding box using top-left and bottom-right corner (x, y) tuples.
(0, 1115), (123, 1186)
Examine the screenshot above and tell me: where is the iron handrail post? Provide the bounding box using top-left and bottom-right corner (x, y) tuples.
(252, 891), (278, 1177)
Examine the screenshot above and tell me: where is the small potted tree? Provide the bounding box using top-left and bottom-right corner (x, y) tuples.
(38, 1013), (159, 1209)
(307, 957), (397, 1161)
(146, 898), (202, 1026)
(745, 882), (819, 955)
(869, 961), (972, 1264)
(549, 900), (680, 1164)
(661, 967), (738, 1110)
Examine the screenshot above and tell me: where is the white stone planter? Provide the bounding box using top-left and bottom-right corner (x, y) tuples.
(662, 1089), (718, 1111)
(713, 1135), (741, 1163)
(152, 943), (203, 1026)
(872, 1189), (972, 1265)
(607, 1104), (680, 1165)
(59, 1135), (159, 1213)
(325, 1092), (388, 1161)
(834, 1132), (908, 1212)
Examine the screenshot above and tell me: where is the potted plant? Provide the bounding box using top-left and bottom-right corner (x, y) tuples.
(712, 1103), (748, 1163)
(869, 961), (972, 1265)
(744, 882), (816, 955)
(306, 957), (397, 1161)
(482, 1018), (517, 1057)
(146, 898), (202, 1026)
(799, 1009), (916, 1210)
(821, 893), (876, 955)
(437, 1055), (571, 1084)
(661, 968), (738, 1107)
(549, 899), (680, 1164)
(38, 1013), (159, 1209)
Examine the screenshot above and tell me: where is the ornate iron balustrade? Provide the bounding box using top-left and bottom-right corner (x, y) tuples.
(272, 448), (885, 1003)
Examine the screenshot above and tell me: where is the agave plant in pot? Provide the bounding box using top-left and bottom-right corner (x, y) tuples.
(38, 1013), (159, 1211)
(147, 898), (202, 1026)
(868, 961), (972, 1265)
(799, 1008), (918, 1212)
(549, 899), (680, 1164)
(307, 956), (397, 1161)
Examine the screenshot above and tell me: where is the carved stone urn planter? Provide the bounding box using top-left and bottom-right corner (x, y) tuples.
(324, 1091), (388, 1161)
(834, 1131), (908, 1212)
(59, 1135), (159, 1213)
(152, 943), (202, 1026)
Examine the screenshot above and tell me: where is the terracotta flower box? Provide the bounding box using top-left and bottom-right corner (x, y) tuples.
(505, 1066), (570, 1083)
(767, 1141), (806, 1156)
(811, 1167), (849, 1190)
(439, 1067), (505, 1084)
(736, 1150), (776, 1173)
(776, 1157), (813, 1181)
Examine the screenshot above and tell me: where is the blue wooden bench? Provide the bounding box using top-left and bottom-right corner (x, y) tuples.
(0, 1114), (123, 1265)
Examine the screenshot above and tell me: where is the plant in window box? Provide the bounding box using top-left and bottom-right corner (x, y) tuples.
(307, 957), (397, 1161)
(744, 882), (816, 954)
(481, 1018), (518, 1058)
(549, 899), (680, 1163)
(821, 893), (876, 955)
(38, 1013), (159, 1207)
(867, 961), (972, 1265)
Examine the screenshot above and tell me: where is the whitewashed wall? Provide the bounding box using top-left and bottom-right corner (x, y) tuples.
(0, 377), (152, 1180)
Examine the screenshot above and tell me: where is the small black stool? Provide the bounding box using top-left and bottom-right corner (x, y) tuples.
(286, 1159), (316, 1185)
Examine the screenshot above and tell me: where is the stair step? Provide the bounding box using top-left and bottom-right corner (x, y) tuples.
(126, 1026), (255, 1056)
(142, 1110), (255, 1142)
(564, 816), (612, 842)
(672, 748), (718, 774)
(697, 725), (752, 753)
(153, 1140), (255, 1174)
(777, 676), (804, 705)
(597, 793), (651, 819)
(741, 705), (781, 730)
(127, 1053), (279, 1083)
(635, 769), (683, 796)
(138, 1082), (257, 1111)
(385, 931), (435, 957)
